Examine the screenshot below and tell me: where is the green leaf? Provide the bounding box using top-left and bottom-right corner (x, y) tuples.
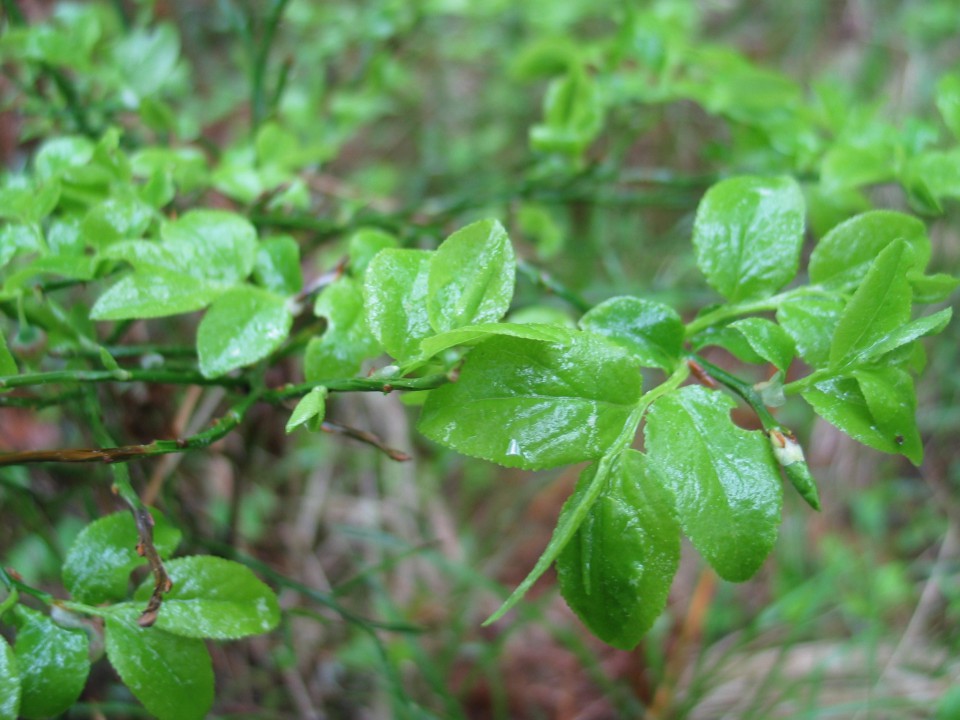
(910, 272), (960, 304)
(853, 367), (923, 465)
(557, 450), (680, 649)
(693, 175), (805, 302)
(802, 376), (917, 461)
(530, 67), (603, 156)
(578, 296), (684, 371)
(112, 23), (181, 99)
(286, 386), (327, 433)
(133, 556), (281, 639)
(694, 317), (795, 371)
(348, 228), (398, 277)
(197, 285), (292, 378)
(418, 322), (570, 360)
(644, 386), (782, 582)
(160, 210), (258, 285)
(0, 224), (44, 269)
(776, 292), (846, 367)
(0, 179), (60, 224)
(809, 211), (929, 287)
(829, 240), (914, 370)
(937, 72), (960, 139)
(306, 277), (381, 380)
(253, 235), (302, 295)
(820, 144), (896, 191)
(850, 308), (952, 368)
(63, 510), (182, 604)
(34, 136), (95, 181)
(80, 195), (153, 249)
(0, 331), (17, 376)
(0, 637), (19, 720)
(427, 219), (516, 334)
(363, 248), (434, 361)
(105, 605), (213, 720)
(90, 267), (223, 320)
(12, 606), (89, 720)
(418, 332), (641, 470)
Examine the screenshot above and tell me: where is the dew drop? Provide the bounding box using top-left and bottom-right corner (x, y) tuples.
(506, 439), (522, 457)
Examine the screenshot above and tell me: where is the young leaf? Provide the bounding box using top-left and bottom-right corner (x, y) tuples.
(105, 605), (213, 720)
(802, 376), (917, 461)
(62, 510), (182, 604)
(0, 332), (17, 376)
(12, 606), (89, 720)
(254, 235), (302, 295)
(133, 556), (281, 639)
(90, 268), (223, 320)
(693, 317), (796, 372)
(937, 72), (960, 140)
(418, 333), (641, 470)
(306, 277), (380, 380)
(776, 292), (846, 368)
(80, 195), (153, 249)
(809, 211), (929, 288)
(286, 386), (327, 433)
(348, 228), (398, 277)
(644, 385), (783, 582)
(418, 322), (570, 360)
(530, 67), (603, 156)
(427, 219), (516, 334)
(909, 272), (960, 304)
(197, 285), (292, 378)
(0, 637), (19, 720)
(578, 296), (684, 371)
(829, 240), (913, 370)
(842, 307), (952, 369)
(363, 248), (434, 361)
(557, 450), (680, 649)
(160, 210), (258, 285)
(820, 144), (896, 191)
(693, 175), (805, 302)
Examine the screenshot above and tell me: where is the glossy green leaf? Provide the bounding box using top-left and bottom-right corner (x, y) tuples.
(418, 333), (641, 470)
(830, 240), (913, 370)
(33, 136), (95, 181)
(530, 67), (603, 156)
(803, 376), (915, 460)
(112, 23), (181, 99)
(197, 285), (292, 378)
(0, 224), (43, 269)
(428, 219), (516, 334)
(578, 296), (684, 371)
(557, 450), (680, 649)
(254, 235), (302, 295)
(693, 175), (805, 302)
(286, 386), (327, 433)
(908, 149), (960, 202)
(418, 322), (570, 360)
(105, 605), (213, 720)
(853, 367), (923, 464)
(63, 510), (181, 604)
(90, 267), (223, 320)
(0, 179), (59, 224)
(936, 72), (960, 139)
(809, 211), (929, 287)
(306, 277), (381, 379)
(363, 248), (434, 361)
(820, 144), (896, 191)
(133, 556), (281, 639)
(0, 332), (17, 376)
(80, 195), (153, 249)
(694, 317), (795, 371)
(160, 210), (258, 285)
(12, 606), (89, 720)
(776, 292), (846, 367)
(348, 228), (398, 277)
(0, 637), (19, 720)
(644, 386), (782, 582)
(852, 308), (952, 369)
(910, 272), (960, 304)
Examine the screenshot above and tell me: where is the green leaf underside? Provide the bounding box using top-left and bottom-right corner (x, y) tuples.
(809, 210), (929, 287)
(428, 219), (516, 334)
(694, 317), (795, 371)
(418, 322), (570, 359)
(776, 293), (846, 367)
(306, 277), (380, 380)
(0, 638), (20, 720)
(364, 248), (434, 361)
(578, 296), (684, 371)
(557, 450), (680, 649)
(62, 510), (181, 604)
(160, 209), (257, 285)
(830, 240), (913, 370)
(133, 556), (281, 639)
(198, 285), (292, 378)
(12, 606), (89, 720)
(802, 376), (920, 462)
(693, 175), (805, 302)
(105, 605), (213, 720)
(418, 333), (642, 470)
(90, 267), (223, 320)
(644, 385), (782, 582)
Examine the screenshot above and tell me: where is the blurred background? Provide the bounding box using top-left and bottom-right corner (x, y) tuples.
(1, 0), (959, 717)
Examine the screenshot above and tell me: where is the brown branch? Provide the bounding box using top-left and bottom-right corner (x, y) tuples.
(321, 420), (411, 461)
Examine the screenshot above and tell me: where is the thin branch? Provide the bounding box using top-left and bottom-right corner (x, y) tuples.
(321, 420), (410, 461)
(0, 368), (249, 391)
(516, 259), (591, 313)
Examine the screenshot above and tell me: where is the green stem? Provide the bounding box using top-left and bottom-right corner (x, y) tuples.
(516, 259), (591, 313)
(249, 0), (292, 132)
(689, 354), (779, 429)
(684, 286), (841, 338)
(0, 368), (249, 391)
